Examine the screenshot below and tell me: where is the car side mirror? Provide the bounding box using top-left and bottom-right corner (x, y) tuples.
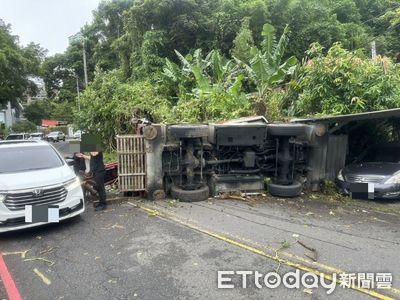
(65, 158), (75, 167)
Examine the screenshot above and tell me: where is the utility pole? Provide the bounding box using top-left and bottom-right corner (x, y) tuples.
(82, 39), (88, 87)
(76, 74), (80, 111)
(371, 40), (377, 59)
(69, 33), (88, 87)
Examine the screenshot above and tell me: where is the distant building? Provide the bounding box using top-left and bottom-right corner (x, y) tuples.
(0, 101), (22, 128)
(41, 119), (68, 127)
(0, 77), (46, 128)
(24, 77), (46, 106)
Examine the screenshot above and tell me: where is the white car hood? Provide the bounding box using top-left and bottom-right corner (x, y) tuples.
(0, 165), (75, 191)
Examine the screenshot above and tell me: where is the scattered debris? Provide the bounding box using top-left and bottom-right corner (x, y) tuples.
(274, 240), (291, 272)
(303, 288), (313, 295)
(40, 247), (57, 255)
(148, 211), (160, 217)
(2, 250), (30, 258)
(292, 233), (300, 238)
(297, 240), (318, 262)
(279, 240), (291, 250)
(329, 211), (335, 216)
(111, 223), (125, 229)
(33, 268), (51, 285)
(166, 199), (179, 208)
(217, 192), (256, 205)
(24, 257), (55, 267)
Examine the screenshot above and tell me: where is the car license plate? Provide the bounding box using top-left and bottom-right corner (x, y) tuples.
(25, 205), (60, 223)
(349, 183), (374, 200)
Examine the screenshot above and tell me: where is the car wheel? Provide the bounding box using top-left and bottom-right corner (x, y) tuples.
(171, 184), (209, 202)
(267, 124), (307, 137)
(268, 181), (302, 197)
(169, 125), (209, 139)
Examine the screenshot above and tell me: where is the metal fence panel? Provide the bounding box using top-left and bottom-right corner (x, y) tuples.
(325, 134), (348, 181)
(116, 135), (146, 191)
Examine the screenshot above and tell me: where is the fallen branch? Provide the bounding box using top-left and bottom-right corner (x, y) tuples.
(33, 268), (51, 285)
(24, 257), (55, 266)
(2, 250), (30, 258)
(297, 240), (318, 262)
(39, 246), (57, 255)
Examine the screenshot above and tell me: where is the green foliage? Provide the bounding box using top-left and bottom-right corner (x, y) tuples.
(163, 49), (250, 122)
(231, 18), (254, 63)
(24, 101), (51, 125)
(10, 120), (36, 133)
(12, 0), (400, 151)
(286, 43), (400, 116)
(75, 70), (173, 148)
(235, 24), (297, 116)
(0, 20), (44, 106)
(103, 151), (118, 163)
(50, 101), (75, 123)
(134, 30), (167, 78)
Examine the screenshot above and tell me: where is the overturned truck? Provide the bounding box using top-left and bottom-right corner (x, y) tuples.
(117, 118), (327, 202)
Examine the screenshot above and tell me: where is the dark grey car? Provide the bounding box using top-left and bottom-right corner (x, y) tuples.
(336, 143), (400, 199)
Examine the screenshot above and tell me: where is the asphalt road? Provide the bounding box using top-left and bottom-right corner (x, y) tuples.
(0, 141), (398, 299)
(52, 140), (73, 157)
(1, 200), (370, 300)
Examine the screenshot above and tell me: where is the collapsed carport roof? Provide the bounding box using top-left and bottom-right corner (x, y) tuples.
(290, 108), (400, 124)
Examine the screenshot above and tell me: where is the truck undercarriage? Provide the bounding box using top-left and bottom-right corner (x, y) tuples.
(141, 121), (318, 202)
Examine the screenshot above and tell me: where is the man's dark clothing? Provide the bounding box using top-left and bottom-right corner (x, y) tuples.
(90, 152), (107, 206)
(73, 153), (86, 175)
(90, 152), (105, 173)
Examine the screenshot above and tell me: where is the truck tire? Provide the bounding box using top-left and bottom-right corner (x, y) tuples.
(169, 125), (208, 138)
(267, 124), (307, 137)
(171, 184), (209, 202)
(268, 181), (302, 197)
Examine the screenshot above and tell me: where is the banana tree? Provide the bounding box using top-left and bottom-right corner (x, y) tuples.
(162, 49), (249, 121)
(163, 49), (241, 96)
(234, 24), (297, 111)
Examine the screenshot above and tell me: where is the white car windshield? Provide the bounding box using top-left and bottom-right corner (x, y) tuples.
(0, 145), (64, 173)
(6, 134), (24, 140)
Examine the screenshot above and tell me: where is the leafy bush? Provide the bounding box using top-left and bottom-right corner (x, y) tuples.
(286, 43), (400, 116)
(163, 49), (251, 122)
(75, 70), (174, 149)
(11, 120), (37, 133)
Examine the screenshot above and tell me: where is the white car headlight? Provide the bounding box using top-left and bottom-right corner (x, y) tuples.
(384, 173), (400, 184)
(0, 194), (6, 202)
(337, 169), (344, 181)
(64, 177), (81, 191)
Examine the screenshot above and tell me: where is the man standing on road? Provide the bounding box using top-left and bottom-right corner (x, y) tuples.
(77, 151), (107, 211)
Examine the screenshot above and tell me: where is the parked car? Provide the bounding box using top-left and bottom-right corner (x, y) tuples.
(336, 143), (400, 199)
(73, 130), (82, 140)
(45, 131), (65, 142)
(6, 133), (31, 140)
(30, 132), (44, 140)
(0, 140), (85, 232)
